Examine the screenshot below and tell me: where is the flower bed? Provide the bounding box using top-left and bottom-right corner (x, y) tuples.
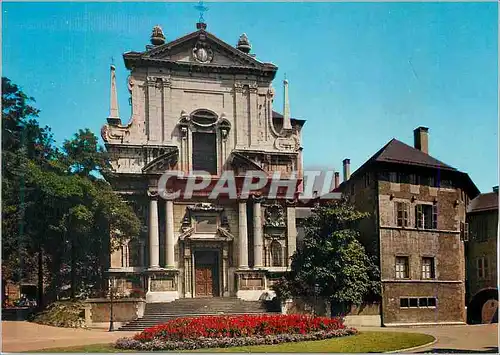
(115, 314), (357, 351)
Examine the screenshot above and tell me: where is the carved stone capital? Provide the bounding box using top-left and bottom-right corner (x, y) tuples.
(267, 86), (275, 99)
(147, 190), (159, 198)
(180, 126), (188, 140)
(234, 81), (244, 93)
(251, 194), (266, 203)
(127, 76), (134, 93)
(248, 81), (258, 93)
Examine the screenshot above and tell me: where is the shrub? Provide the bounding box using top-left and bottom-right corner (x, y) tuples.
(133, 314), (346, 342)
(129, 288), (145, 299)
(30, 301), (86, 328)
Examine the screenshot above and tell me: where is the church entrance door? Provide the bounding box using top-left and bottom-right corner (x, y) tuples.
(194, 250), (219, 297)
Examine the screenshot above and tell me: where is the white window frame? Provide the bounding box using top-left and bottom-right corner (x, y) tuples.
(421, 257), (435, 279)
(395, 201), (409, 227)
(477, 257), (490, 280)
(395, 256), (409, 279)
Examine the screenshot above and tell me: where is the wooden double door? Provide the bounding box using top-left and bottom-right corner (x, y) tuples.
(194, 250), (219, 297)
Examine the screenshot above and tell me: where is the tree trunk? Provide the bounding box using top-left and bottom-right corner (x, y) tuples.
(70, 238), (76, 300)
(37, 247), (44, 310)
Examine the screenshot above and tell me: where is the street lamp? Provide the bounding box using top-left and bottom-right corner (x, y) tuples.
(108, 277), (115, 332)
(314, 283), (320, 317)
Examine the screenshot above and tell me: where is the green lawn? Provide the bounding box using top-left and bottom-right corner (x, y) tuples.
(32, 331), (434, 353)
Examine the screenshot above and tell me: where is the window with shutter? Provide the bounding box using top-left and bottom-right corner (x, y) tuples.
(432, 204), (438, 229)
(415, 204), (437, 229)
(395, 202), (409, 227)
(415, 205), (424, 228)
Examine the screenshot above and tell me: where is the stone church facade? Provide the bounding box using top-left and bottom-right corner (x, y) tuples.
(102, 23), (305, 303)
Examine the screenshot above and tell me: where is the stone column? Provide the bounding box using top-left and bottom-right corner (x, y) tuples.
(238, 200), (248, 268)
(165, 200), (175, 268)
(253, 199), (263, 268)
(148, 196), (160, 269)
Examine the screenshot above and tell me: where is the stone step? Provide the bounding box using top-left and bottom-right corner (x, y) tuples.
(144, 299), (269, 315)
(118, 298), (281, 331)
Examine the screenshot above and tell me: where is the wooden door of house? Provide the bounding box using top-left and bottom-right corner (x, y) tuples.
(195, 266), (214, 297)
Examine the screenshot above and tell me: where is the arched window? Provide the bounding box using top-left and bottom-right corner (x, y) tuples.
(270, 240), (282, 267)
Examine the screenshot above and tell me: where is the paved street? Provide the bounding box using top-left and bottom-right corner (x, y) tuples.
(360, 324), (498, 353)
(1, 321), (498, 353)
(1, 321), (136, 353)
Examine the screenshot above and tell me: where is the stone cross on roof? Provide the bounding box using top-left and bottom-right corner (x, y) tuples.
(195, 0), (208, 24)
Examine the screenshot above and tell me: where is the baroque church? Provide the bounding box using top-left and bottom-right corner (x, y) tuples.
(102, 22), (306, 302)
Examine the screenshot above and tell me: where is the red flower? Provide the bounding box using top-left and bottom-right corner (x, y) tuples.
(133, 314), (346, 342)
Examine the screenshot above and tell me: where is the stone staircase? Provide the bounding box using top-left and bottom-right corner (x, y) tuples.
(118, 297), (279, 332)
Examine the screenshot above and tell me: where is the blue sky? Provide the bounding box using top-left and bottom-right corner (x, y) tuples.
(3, 1), (498, 192)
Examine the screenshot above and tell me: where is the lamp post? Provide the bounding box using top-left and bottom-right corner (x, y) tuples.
(108, 277), (114, 332)
(314, 283), (320, 317)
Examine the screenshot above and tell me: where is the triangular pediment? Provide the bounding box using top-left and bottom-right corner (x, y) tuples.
(137, 29), (275, 70)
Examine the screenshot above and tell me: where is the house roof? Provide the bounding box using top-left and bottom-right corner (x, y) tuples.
(467, 191), (499, 213)
(272, 110), (306, 126)
(333, 137), (480, 199)
(369, 139), (456, 171)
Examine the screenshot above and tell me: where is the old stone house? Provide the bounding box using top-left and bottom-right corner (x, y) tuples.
(465, 187), (498, 324)
(334, 127), (480, 326)
(101, 22), (306, 303)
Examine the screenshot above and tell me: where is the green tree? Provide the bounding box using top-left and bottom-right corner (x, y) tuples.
(273, 199), (380, 315)
(2, 77), (140, 306)
(2, 77), (56, 303)
(62, 128), (110, 178)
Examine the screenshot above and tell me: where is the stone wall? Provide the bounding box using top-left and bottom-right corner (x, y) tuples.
(283, 297), (331, 317)
(377, 180), (466, 325)
(466, 210), (498, 303)
(84, 298), (145, 329)
(382, 282), (464, 324)
(345, 173), (379, 255)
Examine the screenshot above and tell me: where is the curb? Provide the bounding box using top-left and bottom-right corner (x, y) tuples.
(385, 336), (437, 353)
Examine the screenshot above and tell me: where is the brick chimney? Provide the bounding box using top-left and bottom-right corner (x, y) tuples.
(414, 127), (429, 154)
(334, 172), (340, 188)
(493, 186), (499, 193)
(342, 159), (350, 182)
